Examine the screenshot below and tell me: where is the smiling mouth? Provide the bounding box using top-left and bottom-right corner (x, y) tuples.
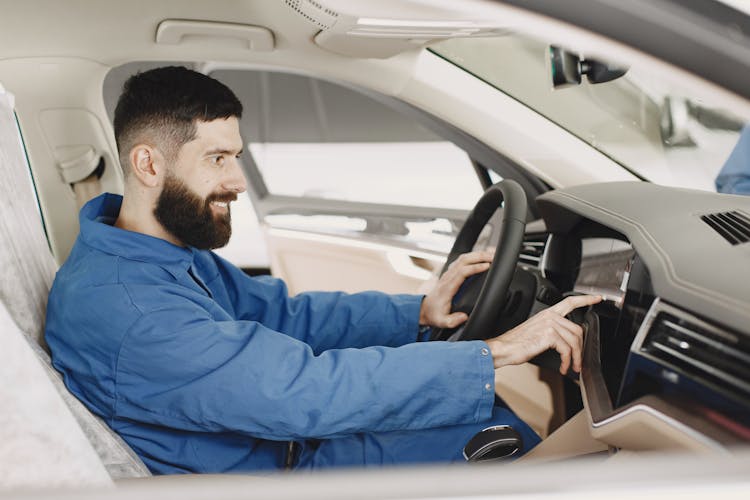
(210, 200), (230, 214)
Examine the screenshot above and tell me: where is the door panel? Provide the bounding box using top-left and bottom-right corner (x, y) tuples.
(260, 212), (454, 294)
(264, 226), (445, 295)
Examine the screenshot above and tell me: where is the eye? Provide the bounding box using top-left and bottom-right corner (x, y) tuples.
(210, 155), (225, 167)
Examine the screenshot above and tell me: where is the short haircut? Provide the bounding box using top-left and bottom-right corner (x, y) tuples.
(113, 66), (243, 175)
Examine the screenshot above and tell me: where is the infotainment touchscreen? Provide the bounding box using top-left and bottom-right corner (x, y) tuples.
(573, 238), (634, 309)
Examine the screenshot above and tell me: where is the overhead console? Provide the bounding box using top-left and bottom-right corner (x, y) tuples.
(284, 0), (511, 58)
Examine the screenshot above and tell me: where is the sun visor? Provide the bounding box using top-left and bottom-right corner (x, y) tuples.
(286, 0), (510, 58)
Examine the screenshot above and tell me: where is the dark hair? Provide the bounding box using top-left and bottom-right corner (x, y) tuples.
(113, 66), (242, 173)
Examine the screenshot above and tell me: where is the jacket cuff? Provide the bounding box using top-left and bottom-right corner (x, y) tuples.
(473, 341), (496, 422)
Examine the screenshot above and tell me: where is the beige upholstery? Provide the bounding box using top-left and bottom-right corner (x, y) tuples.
(0, 89), (150, 480)
(0, 300), (113, 490)
(26, 340), (152, 479)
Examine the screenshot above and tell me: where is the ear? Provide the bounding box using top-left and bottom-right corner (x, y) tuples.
(128, 144), (165, 188)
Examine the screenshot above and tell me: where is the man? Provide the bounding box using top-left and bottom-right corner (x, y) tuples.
(45, 66), (599, 474)
(716, 124), (750, 195)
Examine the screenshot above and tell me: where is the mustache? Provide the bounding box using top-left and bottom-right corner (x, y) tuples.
(206, 192), (238, 204)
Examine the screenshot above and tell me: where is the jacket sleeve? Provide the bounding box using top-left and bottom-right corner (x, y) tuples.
(114, 297), (496, 441)
(716, 124), (750, 195)
(211, 253), (424, 352)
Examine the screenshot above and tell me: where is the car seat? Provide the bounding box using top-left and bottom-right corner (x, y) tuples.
(0, 86), (150, 487)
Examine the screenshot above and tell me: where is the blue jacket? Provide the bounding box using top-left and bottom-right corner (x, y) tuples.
(45, 194), (512, 474)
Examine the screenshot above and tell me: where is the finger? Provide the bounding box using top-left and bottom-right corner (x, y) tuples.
(551, 294), (602, 317)
(439, 312), (469, 328)
(548, 317), (584, 368)
(458, 261), (491, 279)
(552, 314), (585, 340)
(453, 250), (495, 267)
(554, 326), (583, 372)
(446, 252), (493, 282)
(553, 337), (572, 375)
(442, 262), (491, 297)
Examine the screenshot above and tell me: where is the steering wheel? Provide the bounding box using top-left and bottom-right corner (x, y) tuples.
(431, 180), (527, 342)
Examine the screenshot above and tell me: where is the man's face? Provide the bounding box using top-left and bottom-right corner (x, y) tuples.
(153, 117), (246, 249)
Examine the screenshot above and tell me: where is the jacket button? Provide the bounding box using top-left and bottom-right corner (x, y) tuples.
(485, 383), (492, 391)
(481, 348), (489, 356)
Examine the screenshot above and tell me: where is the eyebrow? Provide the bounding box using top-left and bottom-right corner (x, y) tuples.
(205, 147), (243, 156)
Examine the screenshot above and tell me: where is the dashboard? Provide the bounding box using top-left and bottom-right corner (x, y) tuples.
(534, 181), (750, 451)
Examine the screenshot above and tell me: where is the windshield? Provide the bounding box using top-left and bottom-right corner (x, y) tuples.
(431, 35), (747, 191)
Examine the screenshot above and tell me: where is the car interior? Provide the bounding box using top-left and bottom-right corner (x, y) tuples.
(1, 0), (749, 497)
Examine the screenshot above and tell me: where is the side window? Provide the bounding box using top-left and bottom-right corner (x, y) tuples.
(212, 70), (484, 210)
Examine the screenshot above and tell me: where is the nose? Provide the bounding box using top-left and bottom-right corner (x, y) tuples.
(222, 157), (247, 194)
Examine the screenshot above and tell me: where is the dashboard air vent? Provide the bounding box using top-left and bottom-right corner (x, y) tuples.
(700, 210), (750, 245)
(518, 233), (548, 268)
(641, 311), (750, 403)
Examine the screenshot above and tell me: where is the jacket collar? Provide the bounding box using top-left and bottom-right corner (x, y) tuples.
(78, 193), (195, 277)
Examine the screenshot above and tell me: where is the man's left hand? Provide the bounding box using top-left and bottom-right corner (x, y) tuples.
(419, 250), (494, 328)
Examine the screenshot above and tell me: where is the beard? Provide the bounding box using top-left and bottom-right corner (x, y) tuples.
(154, 172), (235, 250)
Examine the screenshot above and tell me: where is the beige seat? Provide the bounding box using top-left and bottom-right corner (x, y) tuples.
(0, 88), (150, 484)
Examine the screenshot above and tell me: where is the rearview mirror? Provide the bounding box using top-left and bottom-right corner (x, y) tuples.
(549, 46), (628, 88)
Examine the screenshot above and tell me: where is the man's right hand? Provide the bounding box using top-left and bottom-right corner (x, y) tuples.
(486, 295), (602, 375)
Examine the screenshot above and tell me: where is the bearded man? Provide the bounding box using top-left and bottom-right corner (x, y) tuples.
(45, 66), (598, 474)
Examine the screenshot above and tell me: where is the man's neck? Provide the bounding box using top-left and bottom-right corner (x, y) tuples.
(115, 194), (184, 247)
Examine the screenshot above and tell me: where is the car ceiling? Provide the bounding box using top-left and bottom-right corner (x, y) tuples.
(1, 0), (747, 111)
(0, 0), (469, 110)
(0, 1), (488, 69)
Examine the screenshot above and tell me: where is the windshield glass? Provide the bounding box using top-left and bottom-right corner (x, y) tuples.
(431, 35), (747, 191)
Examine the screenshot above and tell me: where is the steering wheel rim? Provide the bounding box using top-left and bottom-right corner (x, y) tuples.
(433, 180), (528, 342)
